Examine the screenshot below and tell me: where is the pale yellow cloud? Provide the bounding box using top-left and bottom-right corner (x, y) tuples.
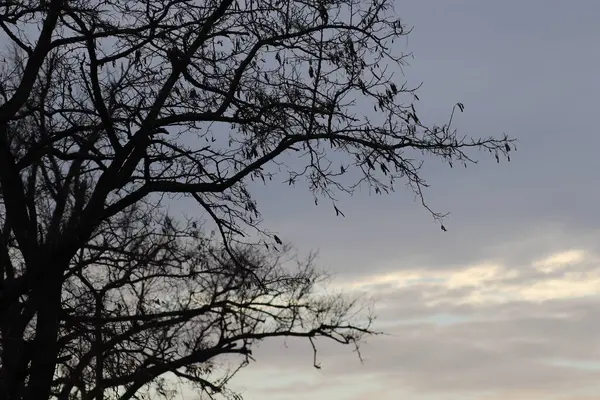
(533, 249), (587, 273)
(519, 272), (600, 302)
(445, 263), (518, 289)
(334, 249), (600, 306)
(337, 270), (432, 290)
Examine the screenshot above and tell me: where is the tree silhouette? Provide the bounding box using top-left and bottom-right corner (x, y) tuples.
(0, 0), (513, 398)
(55, 212), (368, 400)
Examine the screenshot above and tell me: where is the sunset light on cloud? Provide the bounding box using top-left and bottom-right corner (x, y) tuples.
(231, 243), (600, 399)
(337, 248), (600, 305)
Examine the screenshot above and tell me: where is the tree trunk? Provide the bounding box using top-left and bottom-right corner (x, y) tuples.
(0, 300), (30, 398)
(22, 257), (67, 400)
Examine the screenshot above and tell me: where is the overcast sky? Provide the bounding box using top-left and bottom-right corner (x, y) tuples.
(227, 1), (600, 399)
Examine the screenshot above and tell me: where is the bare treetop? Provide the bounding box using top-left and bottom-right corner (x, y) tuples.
(1, 0), (511, 245)
(0, 0), (513, 398)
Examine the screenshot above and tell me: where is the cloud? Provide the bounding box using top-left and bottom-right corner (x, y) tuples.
(229, 240), (600, 399)
(333, 246), (600, 306)
(533, 250), (588, 273)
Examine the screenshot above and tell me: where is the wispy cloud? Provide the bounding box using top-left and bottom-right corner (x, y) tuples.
(336, 248), (600, 307)
(229, 240), (600, 399)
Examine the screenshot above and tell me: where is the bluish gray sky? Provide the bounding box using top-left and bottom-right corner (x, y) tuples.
(227, 1), (600, 399)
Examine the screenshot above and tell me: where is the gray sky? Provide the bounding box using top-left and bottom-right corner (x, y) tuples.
(3, 0), (596, 398)
(228, 1), (600, 399)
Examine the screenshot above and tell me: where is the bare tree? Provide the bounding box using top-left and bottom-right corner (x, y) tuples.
(0, 0), (513, 398)
(53, 208), (369, 400)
